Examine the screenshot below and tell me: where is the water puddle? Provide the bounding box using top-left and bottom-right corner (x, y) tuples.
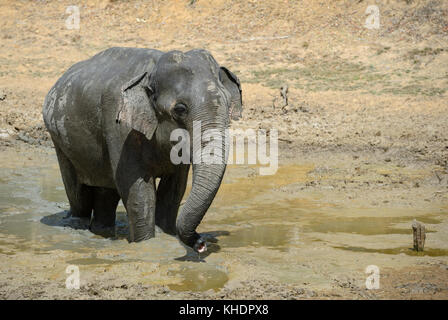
(167, 265), (229, 292)
(0, 147), (447, 293)
(66, 257), (129, 265)
(305, 216), (440, 235)
(334, 246), (448, 257)
(218, 224), (298, 250)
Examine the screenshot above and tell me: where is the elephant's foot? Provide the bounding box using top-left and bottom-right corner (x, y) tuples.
(89, 220), (116, 238)
(89, 186), (120, 238)
(62, 210), (91, 229)
(67, 208), (91, 218)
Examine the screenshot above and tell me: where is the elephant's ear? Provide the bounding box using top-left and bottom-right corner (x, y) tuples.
(219, 67), (243, 121)
(116, 72), (157, 141)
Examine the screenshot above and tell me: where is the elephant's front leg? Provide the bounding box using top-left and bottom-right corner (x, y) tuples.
(155, 165), (189, 235)
(113, 132), (157, 242)
(120, 176), (156, 242)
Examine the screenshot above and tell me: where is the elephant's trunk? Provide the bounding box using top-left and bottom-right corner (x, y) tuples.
(176, 111), (228, 252)
(176, 162), (226, 252)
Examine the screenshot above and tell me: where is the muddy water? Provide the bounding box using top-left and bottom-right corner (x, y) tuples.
(0, 146), (447, 292)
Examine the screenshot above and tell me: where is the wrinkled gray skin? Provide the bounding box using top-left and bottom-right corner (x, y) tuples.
(42, 47), (242, 252)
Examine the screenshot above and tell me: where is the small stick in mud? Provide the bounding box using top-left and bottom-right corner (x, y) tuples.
(412, 219), (426, 251)
(281, 84), (288, 107)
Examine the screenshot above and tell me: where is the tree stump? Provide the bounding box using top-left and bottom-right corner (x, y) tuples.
(412, 219), (426, 251)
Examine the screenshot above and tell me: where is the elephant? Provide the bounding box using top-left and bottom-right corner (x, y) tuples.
(42, 47), (242, 253)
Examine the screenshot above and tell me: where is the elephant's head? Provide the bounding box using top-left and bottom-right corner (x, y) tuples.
(117, 49), (242, 252)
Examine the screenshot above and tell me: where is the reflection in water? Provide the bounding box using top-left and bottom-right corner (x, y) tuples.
(215, 164), (312, 205)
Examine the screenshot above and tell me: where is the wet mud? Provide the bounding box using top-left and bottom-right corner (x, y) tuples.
(1, 0), (448, 299)
(0, 144), (447, 299)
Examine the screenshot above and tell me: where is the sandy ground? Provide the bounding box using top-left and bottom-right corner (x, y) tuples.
(0, 0), (447, 299)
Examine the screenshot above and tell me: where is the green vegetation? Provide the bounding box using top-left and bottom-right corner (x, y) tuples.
(245, 58), (386, 92)
(244, 57), (446, 97)
(376, 46), (391, 55)
(408, 47), (445, 59)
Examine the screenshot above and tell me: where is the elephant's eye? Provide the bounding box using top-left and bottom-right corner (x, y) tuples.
(173, 103), (188, 117)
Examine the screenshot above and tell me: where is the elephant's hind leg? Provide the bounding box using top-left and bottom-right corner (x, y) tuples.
(90, 187), (120, 237)
(54, 144), (93, 219)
